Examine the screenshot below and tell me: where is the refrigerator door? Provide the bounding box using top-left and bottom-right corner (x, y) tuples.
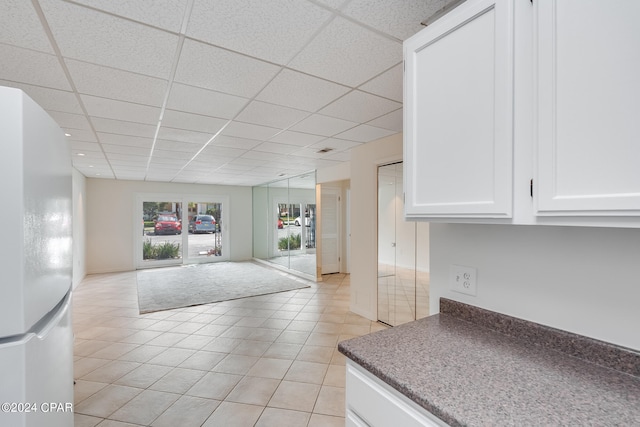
(0, 87), (72, 338)
(0, 292), (74, 427)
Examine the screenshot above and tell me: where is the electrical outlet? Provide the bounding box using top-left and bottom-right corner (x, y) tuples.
(450, 265), (477, 296)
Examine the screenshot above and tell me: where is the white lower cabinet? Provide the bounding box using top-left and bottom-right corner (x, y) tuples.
(345, 360), (449, 427)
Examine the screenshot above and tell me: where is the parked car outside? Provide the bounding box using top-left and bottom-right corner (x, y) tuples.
(189, 215), (217, 234)
(154, 215), (181, 235)
(277, 218), (284, 229)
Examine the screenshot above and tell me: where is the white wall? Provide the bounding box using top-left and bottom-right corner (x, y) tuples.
(430, 223), (640, 350)
(72, 168), (87, 288)
(350, 134), (403, 319)
(86, 178), (252, 274)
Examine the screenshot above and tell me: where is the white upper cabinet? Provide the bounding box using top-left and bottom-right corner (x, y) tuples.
(404, 0), (515, 219)
(534, 0), (640, 216)
(405, 0), (640, 226)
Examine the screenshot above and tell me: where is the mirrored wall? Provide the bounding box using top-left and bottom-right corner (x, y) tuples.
(253, 172), (317, 279)
(378, 162), (430, 326)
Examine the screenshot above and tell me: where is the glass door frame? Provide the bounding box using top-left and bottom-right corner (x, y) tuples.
(135, 193), (230, 269)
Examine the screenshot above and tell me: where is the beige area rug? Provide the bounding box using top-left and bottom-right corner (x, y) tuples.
(136, 261), (311, 313)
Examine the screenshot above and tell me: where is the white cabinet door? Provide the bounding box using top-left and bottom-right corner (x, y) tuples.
(404, 0), (515, 219)
(345, 361), (449, 427)
(535, 1), (640, 216)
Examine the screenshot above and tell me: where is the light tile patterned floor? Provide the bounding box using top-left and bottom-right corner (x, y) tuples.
(73, 269), (386, 427)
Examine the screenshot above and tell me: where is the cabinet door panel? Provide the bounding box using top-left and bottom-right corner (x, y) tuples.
(404, 0), (514, 218)
(535, 0), (640, 215)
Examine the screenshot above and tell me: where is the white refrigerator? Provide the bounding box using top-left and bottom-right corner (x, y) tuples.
(0, 87), (74, 427)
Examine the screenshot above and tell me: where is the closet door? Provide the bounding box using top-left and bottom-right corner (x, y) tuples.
(378, 163), (417, 326)
(321, 188), (340, 274)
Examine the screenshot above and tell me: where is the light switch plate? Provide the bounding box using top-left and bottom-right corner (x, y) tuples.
(450, 265), (477, 296)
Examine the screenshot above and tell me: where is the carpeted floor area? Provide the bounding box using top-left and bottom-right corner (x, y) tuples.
(136, 261), (311, 313)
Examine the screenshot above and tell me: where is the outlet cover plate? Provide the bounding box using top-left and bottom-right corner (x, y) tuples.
(450, 265), (477, 296)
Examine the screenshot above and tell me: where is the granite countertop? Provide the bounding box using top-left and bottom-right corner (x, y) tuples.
(338, 299), (640, 426)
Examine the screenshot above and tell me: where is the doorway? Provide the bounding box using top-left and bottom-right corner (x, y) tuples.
(377, 162), (430, 326)
(137, 194), (229, 269)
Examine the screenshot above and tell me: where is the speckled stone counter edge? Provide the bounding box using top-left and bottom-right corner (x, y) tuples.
(439, 298), (640, 377)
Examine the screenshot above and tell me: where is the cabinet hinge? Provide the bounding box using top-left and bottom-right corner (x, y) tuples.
(530, 179), (534, 198)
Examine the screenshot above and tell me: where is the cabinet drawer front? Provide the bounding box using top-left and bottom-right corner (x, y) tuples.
(535, 0), (640, 216)
(346, 361), (447, 427)
(404, 0), (514, 218)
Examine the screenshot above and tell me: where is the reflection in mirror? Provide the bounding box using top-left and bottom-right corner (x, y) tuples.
(252, 171), (317, 279)
(377, 163), (430, 326)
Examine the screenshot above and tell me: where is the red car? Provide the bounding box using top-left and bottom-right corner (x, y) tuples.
(154, 214), (181, 235)
(277, 218), (284, 229)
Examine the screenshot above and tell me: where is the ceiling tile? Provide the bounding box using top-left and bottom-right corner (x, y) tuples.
(256, 69), (350, 112)
(161, 110), (228, 134)
(359, 64), (402, 102)
(269, 131), (326, 147)
(102, 143), (151, 156)
(288, 148), (325, 159)
(70, 141), (103, 152)
(240, 150), (283, 162)
(1, 0), (54, 53)
(66, 129), (98, 143)
(235, 101), (310, 129)
(217, 163), (254, 173)
(157, 127), (212, 144)
(366, 108), (403, 132)
(289, 114), (357, 137)
(153, 149), (194, 160)
(81, 95), (161, 124)
(310, 137), (362, 152)
(210, 135), (262, 151)
(334, 124), (397, 142)
(252, 142), (299, 155)
(97, 133), (153, 148)
(0, 81), (83, 114)
(174, 39), (281, 98)
(48, 111), (92, 131)
(71, 0), (189, 33)
(0, 44), (70, 90)
(187, 0), (332, 65)
(154, 139), (202, 154)
(319, 90), (401, 123)
(288, 16), (402, 87)
(72, 151), (105, 161)
(342, 0), (450, 40)
(39, 0), (179, 79)
(109, 158), (148, 167)
(105, 152), (147, 162)
(167, 83), (248, 119)
(149, 157), (186, 167)
(66, 59), (168, 106)
(92, 118), (157, 138)
(314, 0), (349, 10)
(198, 146), (247, 161)
(221, 121), (280, 141)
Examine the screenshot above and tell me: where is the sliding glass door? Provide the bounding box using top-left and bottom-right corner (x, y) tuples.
(141, 198), (183, 268)
(186, 201), (223, 261)
(137, 194), (229, 269)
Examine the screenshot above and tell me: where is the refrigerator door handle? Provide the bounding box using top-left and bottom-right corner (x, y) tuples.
(34, 290), (71, 340)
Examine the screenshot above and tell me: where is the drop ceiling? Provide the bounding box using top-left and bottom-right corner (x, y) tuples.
(1, 0), (451, 186)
